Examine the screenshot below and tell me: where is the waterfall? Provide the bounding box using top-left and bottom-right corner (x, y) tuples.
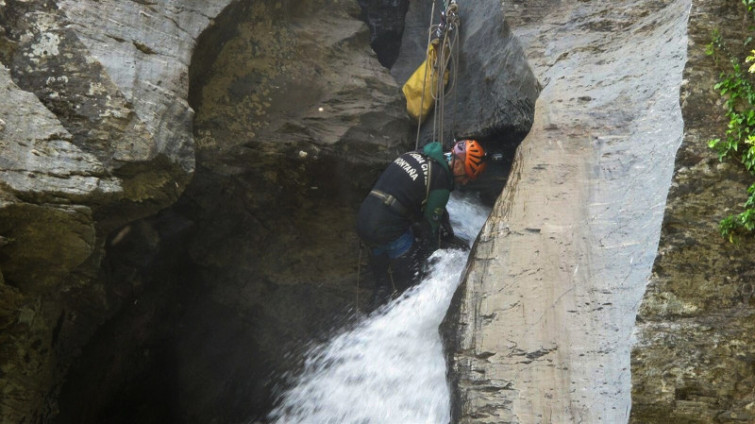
(266, 194), (490, 424)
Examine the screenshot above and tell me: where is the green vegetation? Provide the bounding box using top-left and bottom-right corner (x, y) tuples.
(706, 4), (755, 242)
(745, 0), (755, 18)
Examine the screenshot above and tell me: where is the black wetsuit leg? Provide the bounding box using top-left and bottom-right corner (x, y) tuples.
(368, 252), (392, 310)
(388, 239), (423, 293)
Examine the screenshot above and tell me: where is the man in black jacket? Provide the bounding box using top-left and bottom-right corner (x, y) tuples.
(357, 139), (487, 310)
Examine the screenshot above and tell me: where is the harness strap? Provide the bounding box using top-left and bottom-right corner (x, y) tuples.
(372, 152), (437, 219)
(370, 190), (412, 217)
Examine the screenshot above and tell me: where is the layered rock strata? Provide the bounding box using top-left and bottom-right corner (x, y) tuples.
(631, 1), (755, 422)
(444, 1), (691, 422)
(0, 1), (228, 421)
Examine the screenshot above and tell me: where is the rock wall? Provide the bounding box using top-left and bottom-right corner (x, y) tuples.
(443, 1), (691, 422)
(12, 0), (750, 422)
(0, 0), (229, 422)
(165, 0), (413, 420)
(630, 1), (755, 422)
(0, 0), (536, 421)
(163, 0), (535, 420)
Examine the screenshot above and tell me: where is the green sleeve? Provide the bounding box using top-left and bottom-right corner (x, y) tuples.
(423, 188), (450, 240)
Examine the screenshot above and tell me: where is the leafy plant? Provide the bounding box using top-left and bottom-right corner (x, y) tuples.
(746, 0), (755, 19)
(705, 29), (723, 59)
(707, 23), (755, 241)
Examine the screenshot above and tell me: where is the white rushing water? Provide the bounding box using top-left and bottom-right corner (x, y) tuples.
(267, 194), (490, 424)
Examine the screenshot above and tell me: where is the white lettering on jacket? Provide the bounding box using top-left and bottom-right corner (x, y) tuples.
(408, 153), (429, 187)
(394, 157), (418, 181)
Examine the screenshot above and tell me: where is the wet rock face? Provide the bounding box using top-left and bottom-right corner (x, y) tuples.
(442, 0), (691, 422)
(0, 0), (535, 421)
(0, 0), (227, 422)
(50, 0), (412, 419)
(630, 1), (755, 422)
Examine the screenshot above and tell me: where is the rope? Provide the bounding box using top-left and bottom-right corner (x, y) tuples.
(434, 2), (460, 150)
(356, 241), (362, 320)
(388, 265), (397, 294)
(415, 0), (438, 150)
(414, 0), (461, 151)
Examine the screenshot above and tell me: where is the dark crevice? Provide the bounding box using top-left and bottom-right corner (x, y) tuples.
(356, 0), (410, 68)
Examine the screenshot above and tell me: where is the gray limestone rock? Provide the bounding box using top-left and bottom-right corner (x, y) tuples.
(0, 0), (233, 421)
(443, 1), (692, 422)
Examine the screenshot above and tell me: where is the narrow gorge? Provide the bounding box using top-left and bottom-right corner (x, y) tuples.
(0, 1), (753, 423)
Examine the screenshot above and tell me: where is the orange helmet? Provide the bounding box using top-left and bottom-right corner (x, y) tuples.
(452, 139), (487, 180)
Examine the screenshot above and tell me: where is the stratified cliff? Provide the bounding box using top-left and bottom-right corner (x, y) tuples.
(443, 1), (691, 422)
(443, 1), (755, 423)
(0, 1), (221, 421)
(631, 1), (755, 422)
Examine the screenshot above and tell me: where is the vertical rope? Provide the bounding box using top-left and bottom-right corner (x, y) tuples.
(430, 0), (460, 150)
(356, 241), (362, 320)
(450, 27), (460, 145)
(415, 0), (438, 150)
(413, 0), (461, 151)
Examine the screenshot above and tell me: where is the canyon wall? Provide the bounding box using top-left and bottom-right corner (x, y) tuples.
(444, 1), (691, 422)
(0, 1), (227, 421)
(0, 0), (533, 421)
(3, 0), (754, 422)
(631, 1), (755, 421)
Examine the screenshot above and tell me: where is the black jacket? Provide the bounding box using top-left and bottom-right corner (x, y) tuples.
(357, 143), (453, 247)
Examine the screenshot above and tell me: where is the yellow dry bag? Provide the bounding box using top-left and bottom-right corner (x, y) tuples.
(402, 39), (450, 124)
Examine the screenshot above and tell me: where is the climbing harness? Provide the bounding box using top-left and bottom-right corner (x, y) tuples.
(403, 0), (461, 151)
